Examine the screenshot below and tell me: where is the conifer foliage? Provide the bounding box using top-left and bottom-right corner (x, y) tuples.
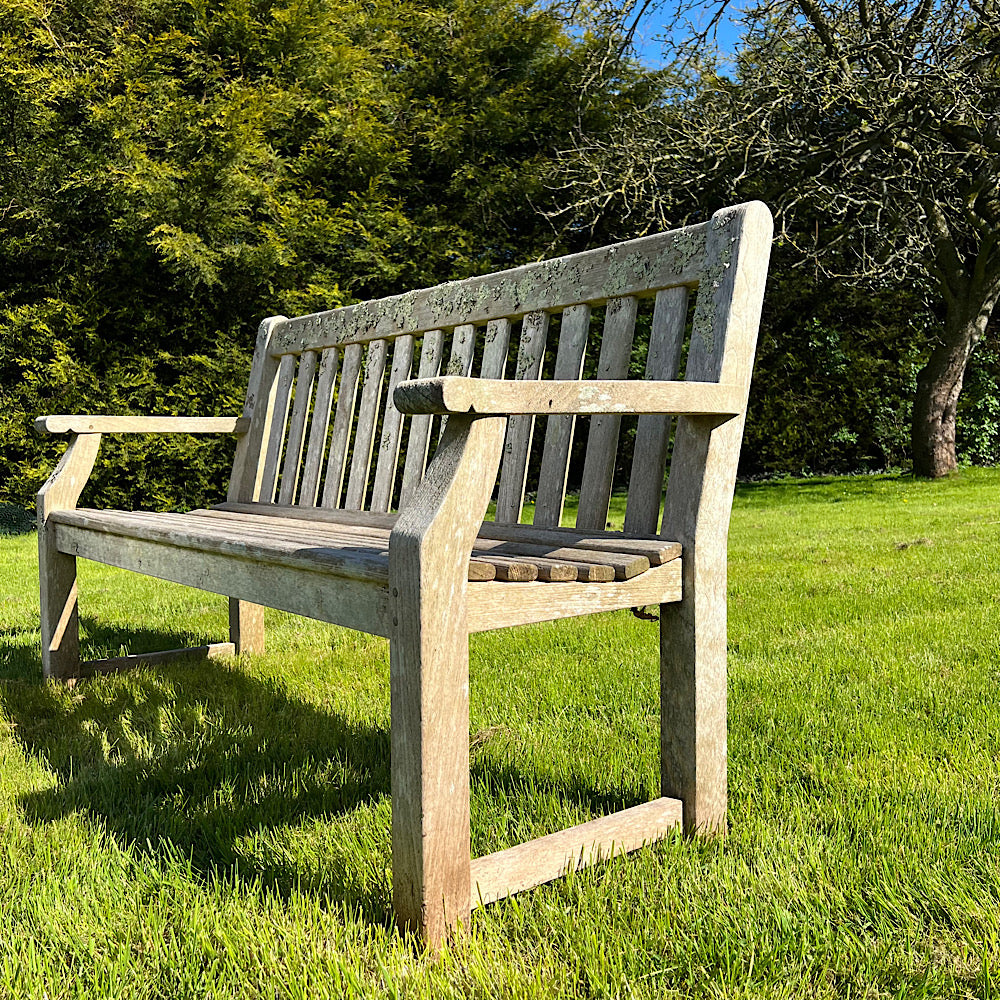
(0, 0), (641, 509)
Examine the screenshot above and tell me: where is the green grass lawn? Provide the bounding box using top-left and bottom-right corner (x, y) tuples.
(0, 469), (998, 998)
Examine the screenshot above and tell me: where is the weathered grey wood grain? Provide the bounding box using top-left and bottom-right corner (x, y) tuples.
(446, 323), (477, 377)
(37, 416), (249, 435)
(298, 347), (339, 506)
(465, 559), (682, 632)
(278, 350), (319, 505)
(576, 295), (639, 531)
(388, 414), (506, 948)
(53, 508), (393, 583)
(479, 318), (512, 379)
(78, 643), (235, 681)
(211, 500), (682, 564)
(624, 287), (689, 535)
(272, 224), (709, 355)
(345, 339), (390, 510)
(225, 317), (286, 654)
(32, 202), (773, 948)
(189, 507), (500, 581)
(399, 330), (445, 508)
(659, 201), (773, 834)
(495, 310), (549, 523)
(438, 322), (478, 442)
(371, 335), (414, 512)
(533, 304), (590, 527)
(37, 432), (102, 680)
(55, 523), (392, 637)
(199, 506), (609, 582)
(259, 352), (298, 503)
(229, 597), (264, 655)
(321, 342), (364, 508)
(229, 316), (287, 504)
(470, 796), (682, 906)
(394, 377), (740, 417)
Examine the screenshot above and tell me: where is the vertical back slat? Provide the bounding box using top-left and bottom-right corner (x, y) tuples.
(438, 323), (477, 441)
(575, 295), (639, 530)
(258, 352), (297, 503)
(321, 342), (364, 508)
(623, 288), (688, 534)
(370, 335), (415, 512)
(277, 350), (319, 505)
(446, 323), (477, 376)
(479, 318), (511, 379)
(298, 347), (339, 506)
(495, 310), (550, 523)
(399, 330), (445, 507)
(532, 304), (591, 528)
(345, 338), (390, 509)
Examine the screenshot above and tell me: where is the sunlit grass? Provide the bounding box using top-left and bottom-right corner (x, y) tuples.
(0, 468), (997, 997)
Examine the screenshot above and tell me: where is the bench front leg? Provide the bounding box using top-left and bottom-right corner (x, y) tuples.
(388, 413), (506, 949)
(37, 433), (102, 681)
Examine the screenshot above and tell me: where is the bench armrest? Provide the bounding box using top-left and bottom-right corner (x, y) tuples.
(35, 415), (250, 435)
(394, 377), (744, 417)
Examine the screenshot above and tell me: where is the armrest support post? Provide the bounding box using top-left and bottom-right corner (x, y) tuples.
(37, 433), (102, 523)
(37, 432), (102, 681)
(387, 413), (506, 945)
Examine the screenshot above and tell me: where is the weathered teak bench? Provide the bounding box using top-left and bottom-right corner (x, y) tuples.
(36, 201), (772, 947)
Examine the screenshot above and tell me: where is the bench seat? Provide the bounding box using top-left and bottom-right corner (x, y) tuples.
(49, 504), (684, 636)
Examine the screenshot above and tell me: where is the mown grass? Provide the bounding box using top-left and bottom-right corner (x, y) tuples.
(0, 469), (998, 998)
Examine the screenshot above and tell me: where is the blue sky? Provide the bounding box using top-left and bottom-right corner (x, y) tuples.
(629, 2), (749, 67)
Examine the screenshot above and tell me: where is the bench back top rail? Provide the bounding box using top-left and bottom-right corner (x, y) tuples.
(229, 202), (772, 538)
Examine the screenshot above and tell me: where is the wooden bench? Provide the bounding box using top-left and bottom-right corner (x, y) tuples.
(36, 201), (772, 947)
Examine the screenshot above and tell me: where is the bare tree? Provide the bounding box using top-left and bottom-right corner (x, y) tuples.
(557, 0), (1000, 477)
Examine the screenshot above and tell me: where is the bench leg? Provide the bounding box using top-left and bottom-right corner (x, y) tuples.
(39, 527), (82, 682)
(389, 603), (472, 949)
(229, 599), (265, 655)
(659, 567), (727, 833)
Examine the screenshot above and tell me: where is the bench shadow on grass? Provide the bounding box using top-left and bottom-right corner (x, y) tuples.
(0, 617), (396, 926)
(0, 618), (646, 931)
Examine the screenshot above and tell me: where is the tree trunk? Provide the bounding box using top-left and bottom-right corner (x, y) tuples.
(911, 286), (998, 478)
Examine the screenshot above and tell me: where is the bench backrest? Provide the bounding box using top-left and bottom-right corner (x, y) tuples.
(228, 201), (772, 537)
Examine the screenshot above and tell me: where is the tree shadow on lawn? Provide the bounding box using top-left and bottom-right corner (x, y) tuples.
(0, 619), (645, 930)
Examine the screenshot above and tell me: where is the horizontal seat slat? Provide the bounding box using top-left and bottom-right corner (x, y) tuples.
(51, 505), (665, 589)
(52, 509), (393, 583)
(192, 509), (611, 583)
(55, 508), (650, 586)
(189, 508), (498, 581)
(53, 522), (393, 637)
(211, 501), (682, 565)
(200, 509), (626, 579)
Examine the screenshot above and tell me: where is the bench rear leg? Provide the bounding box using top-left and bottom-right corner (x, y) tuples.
(659, 569), (727, 833)
(229, 598), (265, 655)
